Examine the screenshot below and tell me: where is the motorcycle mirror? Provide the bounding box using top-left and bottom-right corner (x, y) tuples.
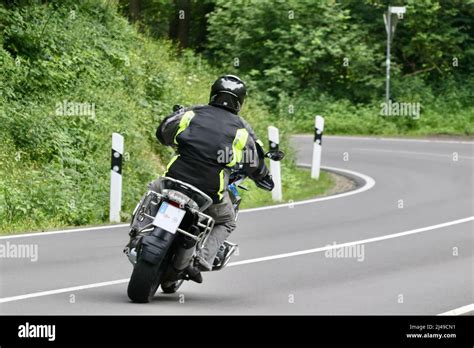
(265, 150), (285, 161)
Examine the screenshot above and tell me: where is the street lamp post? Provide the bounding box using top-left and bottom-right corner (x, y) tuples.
(384, 6), (406, 105)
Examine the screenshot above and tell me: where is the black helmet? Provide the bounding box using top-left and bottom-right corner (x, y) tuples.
(209, 75), (246, 114)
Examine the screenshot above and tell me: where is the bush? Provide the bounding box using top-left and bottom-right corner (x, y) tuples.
(275, 74), (473, 136)
(0, 0), (306, 233)
(204, 0), (473, 136)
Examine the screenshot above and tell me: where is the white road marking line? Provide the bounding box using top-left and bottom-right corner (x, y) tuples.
(0, 216), (471, 305)
(0, 224), (129, 240)
(0, 279), (129, 304)
(438, 303), (474, 316)
(0, 166), (375, 238)
(228, 216), (473, 266)
(353, 148), (474, 160)
(292, 134), (474, 145)
(239, 166), (375, 213)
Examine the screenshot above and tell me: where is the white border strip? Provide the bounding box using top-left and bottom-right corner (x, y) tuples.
(239, 166), (375, 213)
(0, 216), (471, 305)
(0, 166), (375, 239)
(438, 303), (474, 316)
(0, 224), (129, 240)
(227, 216), (473, 266)
(353, 148), (474, 160)
(0, 279), (129, 304)
(292, 134), (474, 145)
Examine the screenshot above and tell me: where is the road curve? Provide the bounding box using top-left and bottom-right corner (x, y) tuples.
(0, 135), (472, 314)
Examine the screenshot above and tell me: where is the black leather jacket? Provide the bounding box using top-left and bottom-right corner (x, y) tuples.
(156, 104), (270, 203)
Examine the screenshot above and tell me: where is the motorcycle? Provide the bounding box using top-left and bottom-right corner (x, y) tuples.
(123, 114), (284, 303)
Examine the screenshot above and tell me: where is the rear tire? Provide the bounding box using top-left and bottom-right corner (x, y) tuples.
(127, 259), (166, 303)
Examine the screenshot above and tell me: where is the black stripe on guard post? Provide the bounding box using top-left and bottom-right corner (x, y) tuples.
(111, 149), (123, 175)
(311, 115), (325, 179)
(314, 127), (323, 145)
(269, 140), (279, 152)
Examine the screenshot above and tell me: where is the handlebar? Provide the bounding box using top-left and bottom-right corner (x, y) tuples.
(229, 167), (247, 185)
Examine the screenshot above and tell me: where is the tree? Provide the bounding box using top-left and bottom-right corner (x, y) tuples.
(206, 0), (383, 103)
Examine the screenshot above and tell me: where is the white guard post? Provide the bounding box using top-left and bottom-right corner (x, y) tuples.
(268, 126), (282, 202)
(110, 133), (124, 222)
(311, 115), (324, 179)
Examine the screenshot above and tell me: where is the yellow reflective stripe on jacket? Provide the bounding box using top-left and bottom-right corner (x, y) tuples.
(173, 110), (195, 145)
(163, 154), (179, 175)
(256, 139), (264, 148)
(227, 128), (249, 167)
(217, 169), (225, 201)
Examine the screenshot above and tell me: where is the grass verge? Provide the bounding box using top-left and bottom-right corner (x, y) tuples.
(0, 165), (336, 235)
(239, 165), (334, 209)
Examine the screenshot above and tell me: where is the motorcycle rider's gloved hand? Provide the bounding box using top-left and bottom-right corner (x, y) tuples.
(255, 174), (274, 191)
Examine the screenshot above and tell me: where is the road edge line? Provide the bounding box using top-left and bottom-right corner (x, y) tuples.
(438, 303), (474, 316)
(0, 216), (471, 305)
(292, 134), (474, 145)
(0, 166), (375, 238)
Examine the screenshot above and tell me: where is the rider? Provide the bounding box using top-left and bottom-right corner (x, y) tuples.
(155, 75), (274, 282)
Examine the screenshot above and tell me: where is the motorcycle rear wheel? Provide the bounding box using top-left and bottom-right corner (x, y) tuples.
(127, 259), (166, 303)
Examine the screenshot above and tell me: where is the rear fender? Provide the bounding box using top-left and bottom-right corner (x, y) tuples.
(139, 227), (176, 265)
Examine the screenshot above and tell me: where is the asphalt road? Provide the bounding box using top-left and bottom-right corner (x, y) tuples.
(0, 135), (472, 314)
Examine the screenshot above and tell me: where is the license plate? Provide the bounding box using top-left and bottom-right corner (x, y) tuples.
(152, 202), (186, 234)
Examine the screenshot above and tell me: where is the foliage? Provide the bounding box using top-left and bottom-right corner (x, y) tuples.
(113, 0), (474, 136)
(2, 0), (472, 233)
(0, 0), (331, 234)
(240, 167), (333, 209)
(279, 75), (474, 136)
(118, 0), (215, 51)
(205, 0), (473, 134)
(206, 0), (384, 104)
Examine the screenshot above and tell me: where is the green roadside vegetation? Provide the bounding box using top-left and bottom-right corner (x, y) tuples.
(0, 1), (335, 234)
(2, 0), (471, 234)
(239, 169), (333, 210)
(202, 0), (473, 137)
